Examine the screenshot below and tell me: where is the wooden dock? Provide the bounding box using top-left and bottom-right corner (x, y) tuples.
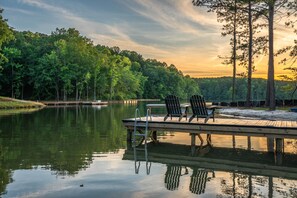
(42, 101), (108, 106)
(42, 99), (160, 106)
(123, 116), (297, 139)
(122, 116), (297, 156)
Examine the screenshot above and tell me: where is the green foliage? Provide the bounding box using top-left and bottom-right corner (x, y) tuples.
(0, 28), (199, 100)
(196, 77), (294, 102)
(0, 9), (14, 70)
(0, 105), (131, 179)
(279, 67), (297, 98)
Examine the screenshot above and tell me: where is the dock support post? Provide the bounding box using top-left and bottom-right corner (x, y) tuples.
(207, 134), (211, 142)
(152, 131), (157, 143)
(232, 135), (235, 149)
(191, 133), (196, 156)
(126, 129), (133, 149)
(247, 136), (251, 150)
(275, 138), (284, 165)
(267, 137), (274, 153)
(207, 134), (212, 146)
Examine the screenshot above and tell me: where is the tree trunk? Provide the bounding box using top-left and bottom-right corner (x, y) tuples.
(86, 84), (89, 101)
(232, 0), (237, 102)
(246, 0), (253, 107)
(63, 86), (66, 101)
(76, 81), (79, 101)
(11, 64), (14, 98)
(21, 84), (24, 100)
(109, 78), (113, 100)
(265, 1), (276, 110)
(93, 72), (97, 101)
(55, 84), (59, 101)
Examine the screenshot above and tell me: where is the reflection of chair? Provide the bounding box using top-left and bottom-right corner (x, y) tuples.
(189, 169), (213, 195)
(164, 165), (182, 191)
(164, 95), (187, 121)
(189, 95), (215, 123)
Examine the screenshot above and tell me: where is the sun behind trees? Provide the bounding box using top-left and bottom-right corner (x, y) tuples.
(192, 0), (297, 110)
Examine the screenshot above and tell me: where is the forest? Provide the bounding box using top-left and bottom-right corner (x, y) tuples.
(0, 27), (296, 102)
(196, 77), (295, 102)
(0, 28), (199, 101)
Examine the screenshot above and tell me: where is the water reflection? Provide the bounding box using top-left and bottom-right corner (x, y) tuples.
(0, 104), (135, 196)
(1, 104), (297, 197)
(124, 140), (297, 197)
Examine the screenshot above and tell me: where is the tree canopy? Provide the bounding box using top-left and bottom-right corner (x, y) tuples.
(0, 27), (200, 100)
(0, 8), (14, 69)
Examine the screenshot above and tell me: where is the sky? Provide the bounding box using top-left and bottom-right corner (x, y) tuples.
(1, 0), (296, 78)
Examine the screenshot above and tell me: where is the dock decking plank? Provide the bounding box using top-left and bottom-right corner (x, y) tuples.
(123, 117), (297, 139)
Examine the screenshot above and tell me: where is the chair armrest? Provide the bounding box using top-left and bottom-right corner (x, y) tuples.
(207, 105), (222, 110)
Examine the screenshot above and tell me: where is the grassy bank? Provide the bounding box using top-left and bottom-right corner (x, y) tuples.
(0, 96), (45, 109)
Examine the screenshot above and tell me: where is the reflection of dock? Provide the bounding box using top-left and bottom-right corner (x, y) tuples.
(123, 143), (297, 180)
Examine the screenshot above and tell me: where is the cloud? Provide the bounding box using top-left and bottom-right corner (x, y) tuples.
(17, 1), (210, 59)
(20, 0), (70, 15)
(123, 0), (220, 36)
(6, 0), (294, 79)
(3, 6), (34, 15)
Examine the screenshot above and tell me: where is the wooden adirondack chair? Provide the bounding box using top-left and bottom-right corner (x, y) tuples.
(164, 95), (188, 121)
(189, 95), (215, 123)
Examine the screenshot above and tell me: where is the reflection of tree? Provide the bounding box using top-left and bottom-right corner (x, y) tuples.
(218, 172), (297, 198)
(286, 140), (297, 154)
(220, 173), (254, 197)
(0, 166), (13, 196)
(274, 177), (297, 198)
(0, 104), (135, 195)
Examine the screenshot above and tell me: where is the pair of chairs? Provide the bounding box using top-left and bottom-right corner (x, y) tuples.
(164, 95), (215, 123)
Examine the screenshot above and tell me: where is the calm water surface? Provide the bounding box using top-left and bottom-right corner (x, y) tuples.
(0, 103), (297, 198)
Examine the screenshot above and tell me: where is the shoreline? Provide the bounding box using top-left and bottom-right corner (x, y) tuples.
(0, 96), (45, 109)
(0, 97), (160, 109)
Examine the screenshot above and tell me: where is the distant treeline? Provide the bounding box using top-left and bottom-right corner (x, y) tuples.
(1, 28), (295, 102)
(0, 28), (199, 101)
(196, 77), (295, 102)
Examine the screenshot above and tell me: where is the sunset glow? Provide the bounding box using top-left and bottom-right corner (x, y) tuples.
(2, 0), (296, 78)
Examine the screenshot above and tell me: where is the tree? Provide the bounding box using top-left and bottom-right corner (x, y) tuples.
(51, 28), (96, 100)
(261, 0), (296, 110)
(2, 47), (22, 98)
(193, 0), (295, 110)
(276, 2), (297, 66)
(265, 0), (277, 110)
(279, 67), (297, 99)
(217, 0), (239, 102)
(0, 8), (14, 70)
(192, 0), (262, 105)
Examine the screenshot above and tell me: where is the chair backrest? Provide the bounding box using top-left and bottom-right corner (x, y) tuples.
(190, 95), (208, 116)
(189, 169), (208, 194)
(165, 95), (182, 115)
(164, 165), (182, 191)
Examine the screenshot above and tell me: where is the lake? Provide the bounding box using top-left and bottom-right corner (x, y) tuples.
(0, 103), (297, 198)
